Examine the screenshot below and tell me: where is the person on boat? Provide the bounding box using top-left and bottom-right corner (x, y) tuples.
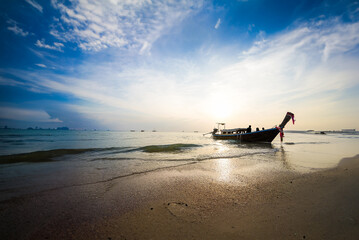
(262, 127), (265, 130)
(256, 127), (259, 131)
(247, 125), (252, 133)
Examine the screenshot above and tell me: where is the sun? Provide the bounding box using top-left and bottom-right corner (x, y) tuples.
(208, 98), (233, 121)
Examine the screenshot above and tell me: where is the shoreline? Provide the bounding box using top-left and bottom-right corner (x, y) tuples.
(1, 154), (359, 239)
(94, 154), (359, 240)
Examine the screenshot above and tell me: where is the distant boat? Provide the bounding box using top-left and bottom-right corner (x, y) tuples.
(130, 130), (135, 132)
(342, 129), (356, 132)
(206, 112), (295, 143)
(152, 130), (157, 132)
(141, 130), (145, 132)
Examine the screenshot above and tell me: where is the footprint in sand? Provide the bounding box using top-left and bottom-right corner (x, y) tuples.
(166, 202), (190, 218)
(165, 202), (205, 223)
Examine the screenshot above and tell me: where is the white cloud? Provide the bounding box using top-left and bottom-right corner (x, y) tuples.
(0, 76), (27, 87)
(35, 63), (47, 68)
(25, 0), (43, 13)
(4, 16), (359, 130)
(205, 18), (359, 128)
(214, 18), (221, 29)
(35, 39), (64, 51)
(50, 0), (203, 52)
(54, 42), (64, 47)
(139, 41), (151, 55)
(7, 19), (29, 37)
(0, 107), (62, 122)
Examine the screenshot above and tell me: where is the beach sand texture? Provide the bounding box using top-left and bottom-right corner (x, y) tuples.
(1, 154), (359, 240)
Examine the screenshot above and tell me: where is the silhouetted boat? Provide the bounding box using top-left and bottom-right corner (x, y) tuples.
(208, 112), (295, 143)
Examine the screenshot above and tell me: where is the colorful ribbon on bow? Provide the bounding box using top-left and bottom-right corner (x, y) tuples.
(276, 126), (284, 142)
(287, 112), (295, 125)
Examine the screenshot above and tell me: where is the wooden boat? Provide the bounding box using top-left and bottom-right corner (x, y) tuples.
(209, 112), (295, 143)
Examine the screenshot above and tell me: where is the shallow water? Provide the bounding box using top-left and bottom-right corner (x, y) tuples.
(0, 129), (358, 201)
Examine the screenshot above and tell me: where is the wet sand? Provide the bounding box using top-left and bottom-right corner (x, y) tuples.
(1, 155), (359, 240)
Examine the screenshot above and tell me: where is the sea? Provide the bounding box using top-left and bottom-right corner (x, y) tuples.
(1, 129), (359, 202)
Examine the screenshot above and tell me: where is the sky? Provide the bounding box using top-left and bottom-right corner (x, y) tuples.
(1, 0), (359, 131)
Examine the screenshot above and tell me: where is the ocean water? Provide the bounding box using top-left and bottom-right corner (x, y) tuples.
(0, 129), (358, 202)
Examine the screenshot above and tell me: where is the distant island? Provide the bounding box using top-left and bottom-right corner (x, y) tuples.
(56, 127), (69, 130)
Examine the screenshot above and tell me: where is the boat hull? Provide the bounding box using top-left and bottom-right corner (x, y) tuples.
(212, 128), (279, 143)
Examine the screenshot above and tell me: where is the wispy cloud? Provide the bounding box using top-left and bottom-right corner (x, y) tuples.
(35, 39), (64, 51)
(0, 76), (27, 87)
(125, 18), (358, 118)
(0, 107), (62, 122)
(214, 18), (221, 29)
(3, 15), (359, 130)
(25, 0), (43, 13)
(35, 63), (47, 68)
(7, 19), (29, 37)
(208, 17), (359, 128)
(50, 0), (203, 52)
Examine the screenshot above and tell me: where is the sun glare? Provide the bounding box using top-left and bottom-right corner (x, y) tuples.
(206, 96), (234, 121)
(214, 103), (232, 120)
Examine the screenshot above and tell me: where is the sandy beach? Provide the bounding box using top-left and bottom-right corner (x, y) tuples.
(0, 153), (358, 240)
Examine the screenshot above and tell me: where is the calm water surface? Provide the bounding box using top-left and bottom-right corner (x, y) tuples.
(0, 129), (358, 201)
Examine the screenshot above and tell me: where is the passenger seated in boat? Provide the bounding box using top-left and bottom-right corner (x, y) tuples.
(256, 127), (259, 131)
(262, 127), (265, 130)
(247, 125), (252, 133)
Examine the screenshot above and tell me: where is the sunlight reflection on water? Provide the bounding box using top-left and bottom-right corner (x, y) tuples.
(217, 158), (231, 182)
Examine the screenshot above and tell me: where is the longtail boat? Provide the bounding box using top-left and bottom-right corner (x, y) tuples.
(208, 112), (295, 143)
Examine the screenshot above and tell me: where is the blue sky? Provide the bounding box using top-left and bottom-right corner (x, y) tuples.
(1, 0), (359, 131)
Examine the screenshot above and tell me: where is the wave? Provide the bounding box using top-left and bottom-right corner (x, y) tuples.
(1, 142), (275, 165)
(0, 140), (25, 143)
(0, 139), (55, 144)
(139, 143), (201, 153)
(0, 134), (54, 137)
(0, 148), (101, 164)
(0, 144), (202, 164)
(90, 157), (141, 161)
(93, 148), (277, 163)
(284, 142), (329, 145)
